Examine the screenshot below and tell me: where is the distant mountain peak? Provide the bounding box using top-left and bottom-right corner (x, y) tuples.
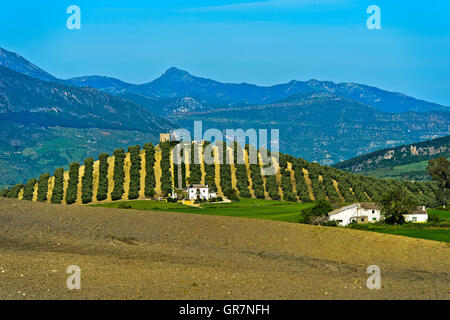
(0, 46), (58, 82)
(161, 67), (192, 79)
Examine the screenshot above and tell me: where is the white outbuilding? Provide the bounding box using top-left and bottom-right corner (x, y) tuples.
(404, 206), (428, 223)
(328, 202), (428, 226)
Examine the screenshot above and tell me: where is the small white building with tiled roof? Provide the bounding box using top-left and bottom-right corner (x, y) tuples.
(328, 203), (428, 226)
(187, 184), (216, 200)
(404, 206), (428, 223)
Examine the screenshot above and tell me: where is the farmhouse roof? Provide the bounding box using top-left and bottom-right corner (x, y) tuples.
(410, 207), (428, 215)
(328, 202), (379, 216)
(360, 203), (380, 210)
(189, 184), (208, 188)
(328, 203), (358, 216)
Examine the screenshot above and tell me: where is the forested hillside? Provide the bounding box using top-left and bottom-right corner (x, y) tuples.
(169, 94), (450, 165)
(0, 66), (174, 189)
(1, 141), (440, 207)
(334, 135), (450, 180)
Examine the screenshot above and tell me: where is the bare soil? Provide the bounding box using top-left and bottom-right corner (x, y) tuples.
(0, 198), (448, 300)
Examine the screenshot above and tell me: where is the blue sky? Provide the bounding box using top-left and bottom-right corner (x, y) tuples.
(0, 0), (449, 105)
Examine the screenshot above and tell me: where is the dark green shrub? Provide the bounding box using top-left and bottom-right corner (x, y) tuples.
(203, 141), (217, 192)
(128, 145), (141, 200)
(159, 142), (173, 196)
(118, 202), (132, 209)
(8, 183), (24, 199)
(225, 188), (240, 201)
(173, 154), (179, 190)
(111, 148), (125, 201)
(143, 143), (156, 198)
(51, 168), (64, 204)
(377, 188), (417, 225)
(247, 145), (265, 199)
(37, 173), (51, 202)
(301, 199), (333, 225)
(65, 163), (80, 204)
(0, 188), (9, 197)
(81, 158), (94, 204)
(428, 212), (440, 225)
(219, 142), (233, 195)
(322, 220), (338, 227)
(97, 153), (109, 201)
(23, 178), (37, 201)
(264, 172), (280, 200)
(189, 142), (202, 184)
(233, 142), (251, 198)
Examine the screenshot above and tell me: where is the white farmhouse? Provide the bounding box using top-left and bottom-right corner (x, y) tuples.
(328, 203), (381, 226)
(328, 203), (428, 226)
(187, 184), (216, 200)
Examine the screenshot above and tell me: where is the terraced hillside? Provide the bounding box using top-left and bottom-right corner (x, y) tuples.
(1, 141), (440, 207)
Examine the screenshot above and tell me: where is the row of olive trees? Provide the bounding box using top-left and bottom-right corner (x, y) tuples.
(1, 143), (443, 206)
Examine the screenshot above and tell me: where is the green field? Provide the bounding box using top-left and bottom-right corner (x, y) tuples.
(429, 208), (450, 221)
(347, 208), (450, 243)
(94, 199), (450, 242)
(363, 160), (431, 180)
(93, 198), (313, 223)
(348, 223), (450, 242)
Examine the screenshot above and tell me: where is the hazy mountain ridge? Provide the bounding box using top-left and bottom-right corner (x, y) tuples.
(118, 93), (212, 115)
(0, 66), (173, 132)
(1, 47), (448, 114)
(0, 66), (175, 189)
(66, 75), (139, 95)
(76, 67), (450, 113)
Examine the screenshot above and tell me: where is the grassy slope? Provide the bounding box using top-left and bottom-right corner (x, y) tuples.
(362, 159), (445, 180)
(348, 209), (450, 242)
(333, 133), (449, 181)
(348, 224), (449, 243)
(93, 198), (313, 223)
(95, 200), (450, 242)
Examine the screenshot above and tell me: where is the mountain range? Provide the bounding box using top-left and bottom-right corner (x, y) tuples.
(169, 93), (449, 165)
(0, 46), (448, 187)
(1, 47), (448, 114)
